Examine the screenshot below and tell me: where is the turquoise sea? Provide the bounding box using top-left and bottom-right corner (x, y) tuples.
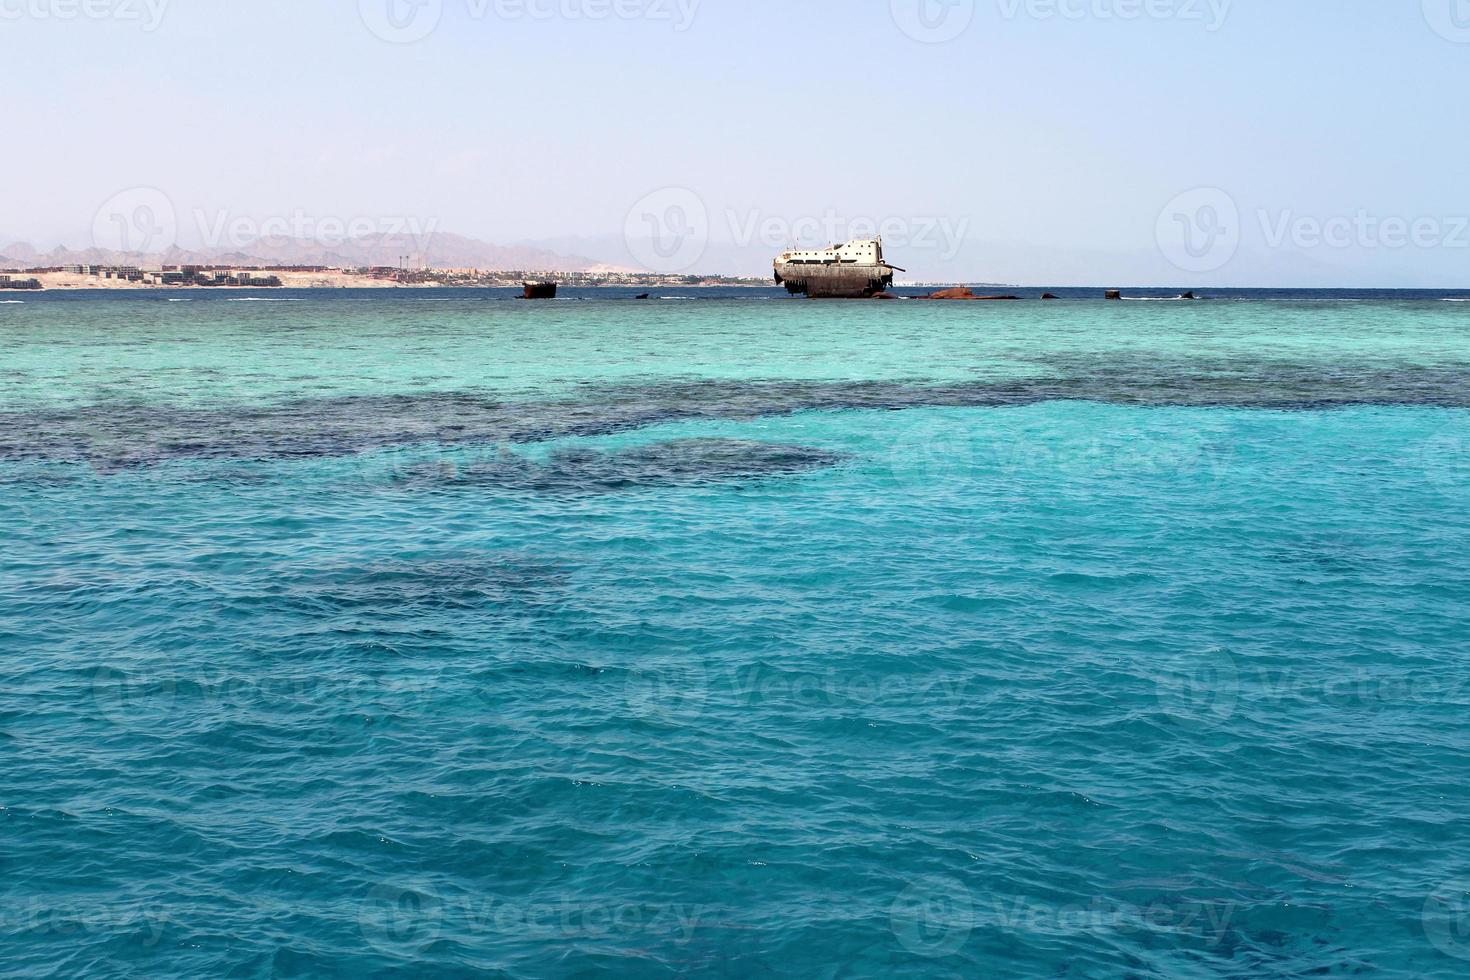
(3, 288), (1470, 977)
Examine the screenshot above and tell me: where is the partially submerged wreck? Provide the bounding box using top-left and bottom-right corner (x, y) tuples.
(773, 239), (903, 298)
(523, 281), (557, 299)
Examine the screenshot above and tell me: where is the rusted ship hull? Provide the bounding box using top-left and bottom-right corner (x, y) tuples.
(522, 281), (557, 299)
(773, 264), (895, 299)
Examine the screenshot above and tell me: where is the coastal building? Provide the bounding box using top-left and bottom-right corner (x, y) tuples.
(160, 268), (285, 287)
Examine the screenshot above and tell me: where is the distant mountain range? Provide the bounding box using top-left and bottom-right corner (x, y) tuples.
(0, 232), (630, 273)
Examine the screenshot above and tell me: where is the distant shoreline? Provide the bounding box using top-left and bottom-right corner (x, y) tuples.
(8, 277), (1470, 298)
(1, 268), (771, 292)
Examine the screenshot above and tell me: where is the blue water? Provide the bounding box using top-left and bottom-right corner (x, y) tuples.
(3, 290), (1470, 977)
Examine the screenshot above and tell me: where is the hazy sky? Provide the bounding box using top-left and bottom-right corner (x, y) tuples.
(5, 0), (1470, 284)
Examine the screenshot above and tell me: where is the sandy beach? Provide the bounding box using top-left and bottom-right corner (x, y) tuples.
(16, 270), (442, 290)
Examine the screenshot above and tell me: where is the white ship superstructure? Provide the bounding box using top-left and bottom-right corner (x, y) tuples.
(773, 238), (903, 298)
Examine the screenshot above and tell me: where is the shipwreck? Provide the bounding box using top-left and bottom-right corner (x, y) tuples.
(773, 238), (903, 299)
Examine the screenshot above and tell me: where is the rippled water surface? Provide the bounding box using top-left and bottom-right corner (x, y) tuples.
(3, 290), (1470, 977)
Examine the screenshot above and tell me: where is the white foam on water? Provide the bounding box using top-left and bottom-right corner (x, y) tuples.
(0, 300), (24, 304)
